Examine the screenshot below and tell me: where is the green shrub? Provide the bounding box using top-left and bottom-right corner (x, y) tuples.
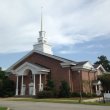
(59, 80), (70, 98)
(0, 70), (16, 97)
(37, 91), (54, 98)
(82, 92), (87, 97)
(85, 93), (92, 97)
(2, 79), (15, 97)
(71, 92), (80, 97)
(46, 80), (55, 91)
(92, 93), (98, 97)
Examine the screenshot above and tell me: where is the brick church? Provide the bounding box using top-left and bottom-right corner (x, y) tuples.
(6, 13), (106, 96)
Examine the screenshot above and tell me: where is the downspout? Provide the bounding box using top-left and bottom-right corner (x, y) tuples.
(88, 69), (93, 95)
(69, 67), (71, 92)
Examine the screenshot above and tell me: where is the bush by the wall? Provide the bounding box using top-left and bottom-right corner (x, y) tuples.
(37, 91), (54, 98)
(71, 92), (80, 97)
(59, 80), (70, 98)
(81, 92), (87, 97)
(46, 80), (55, 91)
(82, 93), (97, 97)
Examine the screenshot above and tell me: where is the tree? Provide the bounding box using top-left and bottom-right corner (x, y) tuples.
(59, 80), (70, 98)
(0, 68), (15, 97)
(95, 55), (110, 72)
(0, 69), (6, 79)
(98, 74), (110, 91)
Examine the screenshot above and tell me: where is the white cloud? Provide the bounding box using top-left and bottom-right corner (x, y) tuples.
(86, 44), (104, 49)
(0, 0), (110, 53)
(59, 49), (79, 54)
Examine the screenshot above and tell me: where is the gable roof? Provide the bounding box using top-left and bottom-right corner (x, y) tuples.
(93, 64), (106, 72)
(75, 61), (88, 66)
(93, 64), (100, 68)
(6, 50), (76, 72)
(71, 61), (96, 71)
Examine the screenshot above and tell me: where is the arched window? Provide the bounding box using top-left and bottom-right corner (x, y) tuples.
(24, 69), (33, 82)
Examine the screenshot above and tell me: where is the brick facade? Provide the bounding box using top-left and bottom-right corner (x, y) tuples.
(9, 52), (97, 95)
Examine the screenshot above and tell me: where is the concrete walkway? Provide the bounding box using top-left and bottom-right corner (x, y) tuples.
(0, 99), (110, 110)
(83, 97), (103, 102)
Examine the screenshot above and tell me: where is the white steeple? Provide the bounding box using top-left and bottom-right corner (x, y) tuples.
(33, 7), (53, 55)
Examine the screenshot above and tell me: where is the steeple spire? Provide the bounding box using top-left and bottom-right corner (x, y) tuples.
(39, 7), (45, 38)
(33, 7), (53, 55)
(41, 7), (43, 32)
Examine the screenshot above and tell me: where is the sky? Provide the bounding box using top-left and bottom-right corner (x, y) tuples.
(0, 0), (110, 70)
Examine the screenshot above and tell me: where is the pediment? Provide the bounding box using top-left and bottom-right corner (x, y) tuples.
(14, 62), (49, 75)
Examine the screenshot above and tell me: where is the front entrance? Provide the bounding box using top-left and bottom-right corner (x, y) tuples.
(29, 83), (34, 95)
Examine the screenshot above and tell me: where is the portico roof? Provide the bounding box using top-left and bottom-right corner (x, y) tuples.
(12, 62), (50, 76)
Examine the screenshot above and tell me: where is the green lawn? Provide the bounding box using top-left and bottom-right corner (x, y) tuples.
(0, 107), (7, 110)
(8, 97), (79, 103)
(83, 102), (110, 106)
(6, 97), (110, 106)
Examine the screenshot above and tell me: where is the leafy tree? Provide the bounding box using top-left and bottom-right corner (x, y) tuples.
(95, 55), (110, 72)
(98, 74), (110, 92)
(0, 70), (6, 79)
(59, 80), (70, 98)
(0, 68), (15, 97)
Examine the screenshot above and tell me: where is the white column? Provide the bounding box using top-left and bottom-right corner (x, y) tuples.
(15, 75), (18, 96)
(33, 74), (36, 95)
(39, 74), (42, 91)
(21, 75), (24, 95)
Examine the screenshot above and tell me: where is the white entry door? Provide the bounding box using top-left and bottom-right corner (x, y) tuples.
(23, 84), (26, 95)
(29, 83), (34, 95)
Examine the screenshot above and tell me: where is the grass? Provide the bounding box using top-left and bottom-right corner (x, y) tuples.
(7, 97), (79, 103)
(5, 97), (110, 106)
(0, 107), (7, 110)
(83, 101), (110, 106)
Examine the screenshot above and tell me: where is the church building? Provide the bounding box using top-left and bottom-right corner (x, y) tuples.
(6, 12), (106, 96)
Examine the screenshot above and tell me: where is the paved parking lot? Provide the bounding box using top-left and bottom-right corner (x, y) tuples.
(0, 99), (110, 110)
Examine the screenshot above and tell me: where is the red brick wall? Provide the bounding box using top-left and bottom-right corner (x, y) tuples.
(81, 70), (96, 93)
(9, 52), (98, 95)
(11, 52), (70, 93)
(71, 71), (82, 92)
(70, 70), (97, 94)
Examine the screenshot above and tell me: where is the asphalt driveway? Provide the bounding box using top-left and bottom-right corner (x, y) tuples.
(0, 99), (110, 110)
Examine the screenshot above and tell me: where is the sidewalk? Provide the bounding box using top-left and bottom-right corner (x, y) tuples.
(83, 97), (103, 102)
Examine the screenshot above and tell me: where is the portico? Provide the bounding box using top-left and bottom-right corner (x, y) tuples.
(12, 62), (50, 96)
(93, 80), (102, 96)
